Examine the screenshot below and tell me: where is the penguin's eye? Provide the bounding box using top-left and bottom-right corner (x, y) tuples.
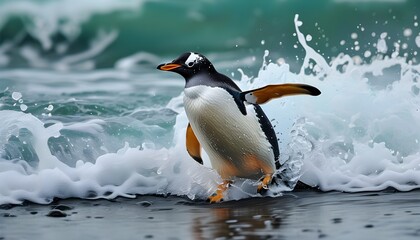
(187, 62), (194, 67)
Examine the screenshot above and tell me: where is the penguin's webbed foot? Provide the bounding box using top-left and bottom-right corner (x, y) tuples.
(207, 180), (231, 203)
(207, 191), (224, 203)
(257, 174), (273, 195)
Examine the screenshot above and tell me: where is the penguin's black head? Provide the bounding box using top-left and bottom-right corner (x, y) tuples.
(157, 52), (215, 79)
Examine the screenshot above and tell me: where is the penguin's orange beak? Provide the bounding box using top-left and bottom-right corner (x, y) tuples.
(157, 63), (181, 71)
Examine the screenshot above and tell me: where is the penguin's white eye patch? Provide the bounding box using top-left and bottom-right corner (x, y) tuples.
(185, 52), (203, 68)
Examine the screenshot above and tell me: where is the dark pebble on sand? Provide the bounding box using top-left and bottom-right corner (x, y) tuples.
(412, 229), (420, 236)
(302, 229), (314, 232)
(271, 215), (282, 226)
(151, 208), (173, 212)
(148, 216), (154, 219)
(384, 213), (393, 216)
(137, 201), (152, 207)
(3, 213), (16, 217)
(175, 200), (198, 206)
(46, 210), (67, 218)
(318, 233), (328, 238)
(145, 235), (154, 239)
(332, 218), (342, 224)
(30, 211), (38, 215)
(95, 216), (104, 219)
(364, 224), (374, 228)
(52, 205), (74, 211)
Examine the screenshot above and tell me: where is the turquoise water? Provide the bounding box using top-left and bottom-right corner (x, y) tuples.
(0, 0), (420, 204)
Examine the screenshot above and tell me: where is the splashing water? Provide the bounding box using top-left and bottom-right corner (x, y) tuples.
(282, 15), (420, 192)
(1, 13), (420, 205)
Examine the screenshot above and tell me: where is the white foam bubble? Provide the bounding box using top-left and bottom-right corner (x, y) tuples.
(20, 104), (28, 111)
(416, 35), (420, 48)
(11, 92), (22, 101)
(403, 28), (412, 37)
(45, 104), (54, 111)
(364, 50), (372, 58)
(377, 38), (388, 53)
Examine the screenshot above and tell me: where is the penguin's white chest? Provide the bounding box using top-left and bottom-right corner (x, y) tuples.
(183, 85), (275, 179)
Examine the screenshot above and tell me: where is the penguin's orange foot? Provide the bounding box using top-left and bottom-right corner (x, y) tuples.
(207, 180), (231, 204)
(207, 191), (224, 203)
(257, 174), (273, 194)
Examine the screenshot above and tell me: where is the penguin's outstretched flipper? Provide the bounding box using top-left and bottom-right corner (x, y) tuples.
(186, 123), (203, 164)
(241, 83), (321, 105)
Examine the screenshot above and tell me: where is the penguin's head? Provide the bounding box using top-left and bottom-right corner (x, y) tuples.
(157, 52), (215, 79)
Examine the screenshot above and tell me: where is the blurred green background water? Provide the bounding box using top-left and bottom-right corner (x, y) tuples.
(0, 0), (418, 73)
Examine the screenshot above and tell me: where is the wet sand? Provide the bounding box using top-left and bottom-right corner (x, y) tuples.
(1, 190), (420, 240)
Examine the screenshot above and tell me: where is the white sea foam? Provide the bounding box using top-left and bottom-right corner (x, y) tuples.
(0, 110), (220, 204)
(267, 15), (420, 192)
(1, 15), (420, 205)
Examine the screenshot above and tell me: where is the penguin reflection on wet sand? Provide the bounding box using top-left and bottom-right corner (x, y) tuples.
(158, 52), (321, 203)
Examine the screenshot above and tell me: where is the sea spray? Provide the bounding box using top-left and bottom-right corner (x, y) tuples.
(274, 15), (420, 192)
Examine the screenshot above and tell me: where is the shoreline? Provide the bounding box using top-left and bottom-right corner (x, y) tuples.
(1, 190), (420, 239)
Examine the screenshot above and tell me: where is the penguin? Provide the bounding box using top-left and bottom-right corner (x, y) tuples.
(157, 52), (320, 203)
